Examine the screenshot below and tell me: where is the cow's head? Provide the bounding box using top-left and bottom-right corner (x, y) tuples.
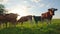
(48, 8), (58, 15)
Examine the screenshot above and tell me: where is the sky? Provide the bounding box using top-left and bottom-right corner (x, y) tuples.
(0, 0), (60, 19)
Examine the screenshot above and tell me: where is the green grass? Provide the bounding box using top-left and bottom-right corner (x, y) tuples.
(0, 19), (60, 34)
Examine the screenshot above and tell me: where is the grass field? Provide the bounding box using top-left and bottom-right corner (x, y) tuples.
(0, 19), (60, 34)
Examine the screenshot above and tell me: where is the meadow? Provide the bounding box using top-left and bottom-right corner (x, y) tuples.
(0, 19), (60, 34)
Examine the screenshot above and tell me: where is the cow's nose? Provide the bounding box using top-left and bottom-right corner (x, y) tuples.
(53, 14), (54, 15)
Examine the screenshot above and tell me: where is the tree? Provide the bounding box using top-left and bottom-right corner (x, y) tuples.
(0, 4), (7, 14)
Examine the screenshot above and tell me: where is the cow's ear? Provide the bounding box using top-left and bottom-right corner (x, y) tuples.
(48, 9), (50, 11)
(55, 9), (58, 11)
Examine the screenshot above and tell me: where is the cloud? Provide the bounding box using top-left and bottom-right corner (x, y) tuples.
(29, 3), (45, 8)
(31, 0), (42, 3)
(23, 0), (28, 3)
(39, 3), (45, 7)
(7, 4), (30, 16)
(0, 0), (8, 4)
(46, 4), (50, 7)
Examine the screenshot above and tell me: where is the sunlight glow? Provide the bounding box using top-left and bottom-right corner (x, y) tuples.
(8, 5), (30, 20)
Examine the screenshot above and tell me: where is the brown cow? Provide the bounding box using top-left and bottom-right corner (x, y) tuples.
(17, 15), (32, 25)
(5, 13), (19, 27)
(0, 13), (19, 28)
(41, 8), (58, 24)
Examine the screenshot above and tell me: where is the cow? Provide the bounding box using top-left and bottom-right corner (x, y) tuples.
(5, 13), (19, 27)
(41, 8), (58, 24)
(33, 16), (42, 24)
(0, 13), (19, 28)
(33, 8), (58, 24)
(17, 15), (32, 25)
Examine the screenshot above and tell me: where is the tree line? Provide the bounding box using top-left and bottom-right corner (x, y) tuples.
(0, 4), (7, 14)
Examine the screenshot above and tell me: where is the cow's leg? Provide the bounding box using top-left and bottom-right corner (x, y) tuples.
(11, 22), (16, 27)
(9, 22), (13, 27)
(5, 22), (7, 28)
(3, 22), (5, 28)
(20, 22), (24, 28)
(49, 19), (51, 24)
(21, 22), (23, 25)
(15, 22), (17, 27)
(35, 20), (38, 27)
(41, 18), (44, 23)
(0, 22), (1, 29)
(46, 19), (51, 24)
(13, 23), (16, 27)
(35, 21), (39, 27)
(29, 19), (33, 25)
(46, 19), (49, 24)
(35, 20), (38, 24)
